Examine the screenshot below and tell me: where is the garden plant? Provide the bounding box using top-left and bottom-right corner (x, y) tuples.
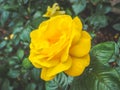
(0, 0), (120, 90)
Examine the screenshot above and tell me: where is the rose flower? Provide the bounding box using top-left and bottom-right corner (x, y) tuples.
(29, 15), (91, 81)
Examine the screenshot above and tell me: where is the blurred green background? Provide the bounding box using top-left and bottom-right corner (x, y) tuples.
(0, 0), (120, 90)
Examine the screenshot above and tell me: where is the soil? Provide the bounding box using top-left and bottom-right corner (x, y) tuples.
(93, 28), (120, 44)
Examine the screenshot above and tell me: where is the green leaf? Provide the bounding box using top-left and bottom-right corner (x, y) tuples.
(13, 35), (20, 46)
(70, 65), (120, 90)
(69, 0), (78, 3)
(33, 11), (42, 19)
(0, 11), (9, 26)
(19, 26), (31, 42)
(25, 83), (36, 90)
(0, 0), (3, 3)
(7, 69), (20, 78)
(91, 42), (115, 66)
(23, 0), (29, 4)
(2, 4), (18, 11)
(117, 37), (120, 48)
(22, 58), (33, 69)
(54, 73), (73, 89)
(46, 80), (58, 90)
(31, 68), (40, 82)
(96, 4), (112, 14)
(70, 0), (86, 15)
(1, 79), (13, 90)
(46, 73), (73, 90)
(12, 25), (23, 34)
(115, 67), (120, 75)
(66, 8), (72, 16)
(38, 81), (45, 90)
(17, 49), (24, 60)
(4, 45), (13, 53)
(8, 59), (17, 66)
(114, 43), (119, 56)
(113, 23), (120, 31)
(31, 17), (46, 28)
(0, 41), (7, 49)
(87, 14), (108, 29)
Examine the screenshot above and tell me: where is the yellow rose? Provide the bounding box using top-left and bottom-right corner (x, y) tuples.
(29, 15), (91, 81)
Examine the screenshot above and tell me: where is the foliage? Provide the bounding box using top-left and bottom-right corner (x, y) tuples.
(70, 41), (120, 90)
(45, 73), (73, 90)
(0, 0), (120, 90)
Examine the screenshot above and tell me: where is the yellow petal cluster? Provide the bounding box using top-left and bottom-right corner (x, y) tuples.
(10, 34), (14, 39)
(29, 15), (91, 81)
(43, 3), (65, 17)
(4, 36), (8, 40)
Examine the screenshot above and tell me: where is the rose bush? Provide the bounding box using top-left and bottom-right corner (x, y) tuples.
(29, 15), (91, 81)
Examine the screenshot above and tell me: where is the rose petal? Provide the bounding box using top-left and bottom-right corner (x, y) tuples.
(64, 54), (90, 76)
(40, 68), (54, 81)
(60, 33), (74, 62)
(73, 16), (82, 31)
(38, 20), (49, 30)
(30, 20), (49, 52)
(70, 31), (91, 57)
(30, 20), (49, 41)
(29, 54), (60, 68)
(41, 56), (72, 81)
(48, 15), (72, 33)
(71, 17), (82, 44)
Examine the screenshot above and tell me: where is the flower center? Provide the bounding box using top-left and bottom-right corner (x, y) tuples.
(48, 36), (59, 44)
(47, 31), (61, 44)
